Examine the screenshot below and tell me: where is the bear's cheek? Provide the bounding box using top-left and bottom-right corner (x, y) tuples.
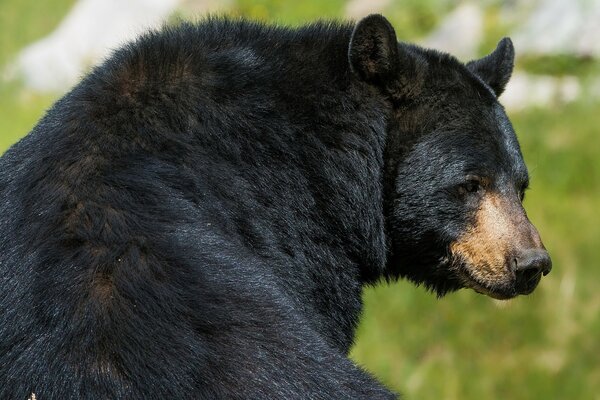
(449, 192), (523, 298)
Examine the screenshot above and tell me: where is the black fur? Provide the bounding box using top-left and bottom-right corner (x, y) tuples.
(0, 16), (527, 399)
(466, 37), (515, 96)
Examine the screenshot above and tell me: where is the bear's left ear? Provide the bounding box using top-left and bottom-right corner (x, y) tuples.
(349, 14), (399, 84)
(466, 37), (515, 97)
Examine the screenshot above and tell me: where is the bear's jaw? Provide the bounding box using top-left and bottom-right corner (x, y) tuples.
(454, 264), (519, 300)
(447, 191), (549, 299)
(450, 254), (546, 300)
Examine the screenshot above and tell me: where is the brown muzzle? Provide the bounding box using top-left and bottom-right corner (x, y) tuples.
(451, 192), (551, 298)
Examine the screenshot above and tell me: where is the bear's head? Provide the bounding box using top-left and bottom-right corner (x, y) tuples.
(349, 15), (551, 299)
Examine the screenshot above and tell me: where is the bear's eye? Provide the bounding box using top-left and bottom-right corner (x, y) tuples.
(458, 177), (483, 196)
(464, 180), (480, 193)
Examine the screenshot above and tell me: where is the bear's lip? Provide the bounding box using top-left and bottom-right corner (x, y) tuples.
(457, 267), (518, 300)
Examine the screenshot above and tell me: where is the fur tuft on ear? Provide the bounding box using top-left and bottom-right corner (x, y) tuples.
(466, 37), (515, 97)
(348, 14), (399, 84)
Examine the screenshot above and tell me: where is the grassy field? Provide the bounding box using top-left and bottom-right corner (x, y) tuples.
(1, 1), (598, 399)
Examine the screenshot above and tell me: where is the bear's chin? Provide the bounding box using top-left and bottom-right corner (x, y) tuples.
(456, 268), (524, 300)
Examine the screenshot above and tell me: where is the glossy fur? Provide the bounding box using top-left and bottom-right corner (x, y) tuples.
(0, 16), (548, 399)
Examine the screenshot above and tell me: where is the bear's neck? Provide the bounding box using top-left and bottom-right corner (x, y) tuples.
(88, 21), (396, 352)
(188, 29), (393, 350)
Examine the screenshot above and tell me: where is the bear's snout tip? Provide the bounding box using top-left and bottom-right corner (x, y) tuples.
(514, 248), (552, 275)
(514, 249), (552, 294)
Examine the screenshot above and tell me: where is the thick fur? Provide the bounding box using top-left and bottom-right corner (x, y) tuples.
(0, 17), (533, 399)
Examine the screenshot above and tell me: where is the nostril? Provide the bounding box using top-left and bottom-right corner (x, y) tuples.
(542, 255), (553, 276)
(515, 249), (552, 276)
(543, 265), (552, 276)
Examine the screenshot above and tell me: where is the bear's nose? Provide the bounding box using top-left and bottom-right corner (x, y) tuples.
(515, 249), (552, 276)
(513, 249), (551, 295)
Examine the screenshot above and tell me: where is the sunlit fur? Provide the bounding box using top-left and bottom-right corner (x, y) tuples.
(0, 15), (546, 399)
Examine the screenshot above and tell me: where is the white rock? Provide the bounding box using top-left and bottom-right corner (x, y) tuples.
(512, 0), (600, 57)
(12, 0), (180, 92)
(345, 0), (392, 19)
(422, 3), (483, 60)
(179, 0), (232, 16)
(501, 72), (582, 111)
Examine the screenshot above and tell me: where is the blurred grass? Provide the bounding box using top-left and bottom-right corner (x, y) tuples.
(1, 1), (598, 399)
(231, 0), (347, 25)
(0, 0), (76, 151)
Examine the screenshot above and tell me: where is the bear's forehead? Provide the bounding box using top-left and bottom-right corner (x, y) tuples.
(493, 104), (528, 184)
(418, 47), (498, 102)
(453, 104), (527, 184)
(423, 59), (527, 183)
(405, 103), (528, 186)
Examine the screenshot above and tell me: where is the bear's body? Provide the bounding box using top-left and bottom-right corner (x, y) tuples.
(0, 16), (550, 399)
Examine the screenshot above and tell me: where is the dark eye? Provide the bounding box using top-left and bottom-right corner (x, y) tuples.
(458, 175), (483, 196)
(456, 176), (485, 197)
(464, 180), (480, 193)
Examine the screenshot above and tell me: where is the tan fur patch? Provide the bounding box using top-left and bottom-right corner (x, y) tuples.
(451, 193), (519, 284)
(91, 274), (116, 304)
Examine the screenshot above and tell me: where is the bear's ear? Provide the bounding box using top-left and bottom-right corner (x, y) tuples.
(349, 14), (399, 84)
(466, 37), (515, 97)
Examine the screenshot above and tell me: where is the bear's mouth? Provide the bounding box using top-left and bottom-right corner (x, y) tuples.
(456, 265), (519, 300)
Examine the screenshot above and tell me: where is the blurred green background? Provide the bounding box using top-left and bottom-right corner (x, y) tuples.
(1, 1), (598, 399)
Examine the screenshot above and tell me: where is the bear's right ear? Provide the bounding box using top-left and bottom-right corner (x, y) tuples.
(466, 38), (514, 97)
(349, 14), (399, 84)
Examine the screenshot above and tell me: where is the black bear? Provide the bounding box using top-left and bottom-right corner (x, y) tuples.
(0, 14), (551, 399)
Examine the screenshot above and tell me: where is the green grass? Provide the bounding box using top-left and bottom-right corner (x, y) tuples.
(1, 1), (598, 399)
(231, 0), (347, 25)
(0, 0), (76, 151)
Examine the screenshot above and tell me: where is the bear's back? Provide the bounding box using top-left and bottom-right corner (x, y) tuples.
(0, 19), (393, 399)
